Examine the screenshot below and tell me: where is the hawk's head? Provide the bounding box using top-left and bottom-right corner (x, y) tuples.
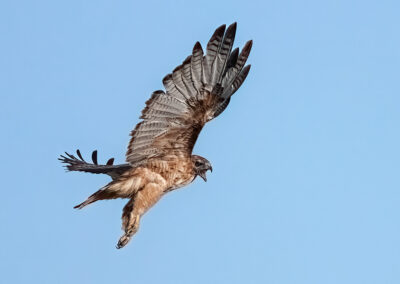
(192, 155), (212, 182)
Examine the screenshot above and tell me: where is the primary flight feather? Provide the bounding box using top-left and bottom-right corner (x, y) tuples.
(59, 23), (252, 249)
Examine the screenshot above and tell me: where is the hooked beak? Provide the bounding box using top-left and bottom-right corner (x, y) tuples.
(199, 171), (207, 182)
(199, 165), (212, 182)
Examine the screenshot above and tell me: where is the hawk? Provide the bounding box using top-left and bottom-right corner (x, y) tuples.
(59, 23), (252, 249)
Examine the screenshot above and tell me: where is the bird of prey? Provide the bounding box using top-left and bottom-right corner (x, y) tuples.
(59, 23), (252, 249)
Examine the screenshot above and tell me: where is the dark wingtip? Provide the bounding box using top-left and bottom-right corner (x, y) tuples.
(172, 64), (182, 73)
(194, 41), (201, 48)
(162, 74), (172, 85)
(240, 65), (251, 81)
(182, 55), (192, 65)
(76, 149), (84, 161)
(214, 24), (226, 34)
(237, 40), (253, 64)
(65, 152), (74, 159)
(92, 150), (98, 165)
(244, 40), (253, 52)
(225, 22), (237, 36)
(208, 25), (226, 47)
(153, 90), (164, 95)
(226, 48), (239, 69)
(192, 41), (203, 54)
(106, 158), (115, 165)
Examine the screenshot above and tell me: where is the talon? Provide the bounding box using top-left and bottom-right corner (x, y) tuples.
(116, 235), (130, 249)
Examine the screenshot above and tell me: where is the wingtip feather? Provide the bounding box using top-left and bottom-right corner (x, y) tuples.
(76, 149), (84, 161)
(92, 150), (98, 165)
(193, 41), (203, 53)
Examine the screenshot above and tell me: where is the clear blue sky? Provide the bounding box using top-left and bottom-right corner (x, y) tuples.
(1, 0), (399, 283)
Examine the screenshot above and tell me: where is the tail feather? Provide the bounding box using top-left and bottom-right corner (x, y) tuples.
(74, 189), (103, 209)
(74, 195), (98, 209)
(74, 186), (114, 209)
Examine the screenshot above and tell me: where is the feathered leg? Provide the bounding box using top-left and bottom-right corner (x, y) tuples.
(117, 198), (140, 249)
(116, 183), (164, 249)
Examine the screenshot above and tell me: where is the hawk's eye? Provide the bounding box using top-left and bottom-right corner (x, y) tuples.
(195, 161), (202, 167)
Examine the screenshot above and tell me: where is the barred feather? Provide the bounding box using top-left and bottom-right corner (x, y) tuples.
(162, 75), (188, 103)
(59, 23), (253, 250)
(172, 65), (190, 100)
(214, 22), (237, 85)
(221, 40), (253, 97)
(126, 23), (252, 165)
(223, 47), (239, 77)
(191, 42), (204, 93)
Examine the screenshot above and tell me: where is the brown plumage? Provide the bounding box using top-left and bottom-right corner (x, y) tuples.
(59, 23), (252, 249)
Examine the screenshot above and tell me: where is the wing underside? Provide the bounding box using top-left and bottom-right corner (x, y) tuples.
(126, 23), (252, 166)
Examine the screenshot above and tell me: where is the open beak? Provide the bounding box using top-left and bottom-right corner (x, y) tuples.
(199, 171), (207, 182)
(199, 165), (212, 182)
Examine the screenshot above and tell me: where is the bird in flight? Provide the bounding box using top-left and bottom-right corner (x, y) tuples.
(59, 23), (252, 249)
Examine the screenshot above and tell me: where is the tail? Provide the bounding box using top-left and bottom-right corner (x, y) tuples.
(73, 182), (120, 209)
(59, 149), (131, 179)
(73, 189), (104, 209)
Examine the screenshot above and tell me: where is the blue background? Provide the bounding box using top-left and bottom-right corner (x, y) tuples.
(1, 0), (399, 283)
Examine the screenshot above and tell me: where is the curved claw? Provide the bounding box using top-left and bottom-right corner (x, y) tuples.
(116, 235), (131, 249)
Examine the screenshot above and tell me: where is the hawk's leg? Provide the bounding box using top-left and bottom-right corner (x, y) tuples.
(116, 198), (140, 249)
(116, 183), (164, 249)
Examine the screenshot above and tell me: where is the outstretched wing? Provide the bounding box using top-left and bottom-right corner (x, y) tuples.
(59, 150), (131, 179)
(126, 23), (252, 165)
